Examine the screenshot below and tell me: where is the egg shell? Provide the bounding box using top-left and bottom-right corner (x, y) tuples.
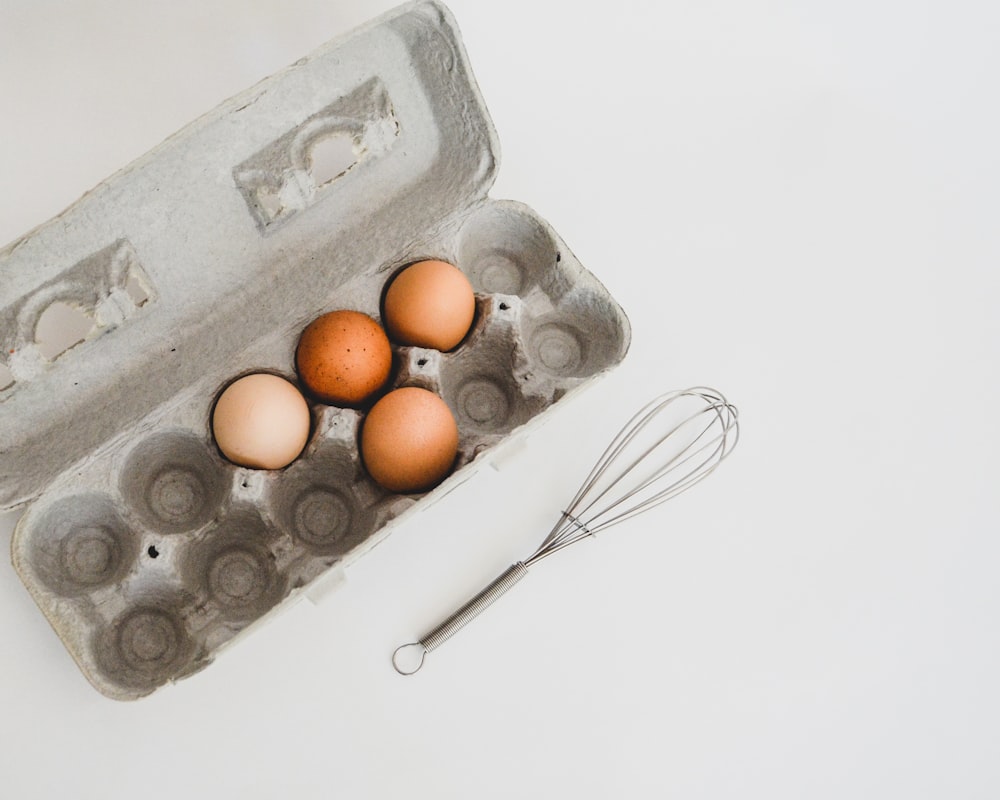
(383, 260), (476, 351)
(212, 373), (311, 469)
(360, 386), (459, 493)
(295, 309), (393, 406)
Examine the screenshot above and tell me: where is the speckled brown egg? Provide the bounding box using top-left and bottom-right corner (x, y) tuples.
(360, 386), (459, 493)
(295, 310), (392, 406)
(383, 260), (476, 351)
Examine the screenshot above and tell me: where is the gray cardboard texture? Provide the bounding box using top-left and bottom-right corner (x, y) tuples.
(0, 1), (630, 698)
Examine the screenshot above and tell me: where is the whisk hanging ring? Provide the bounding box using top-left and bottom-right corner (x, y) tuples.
(392, 386), (739, 675)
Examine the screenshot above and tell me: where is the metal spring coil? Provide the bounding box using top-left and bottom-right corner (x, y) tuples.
(420, 562), (530, 653)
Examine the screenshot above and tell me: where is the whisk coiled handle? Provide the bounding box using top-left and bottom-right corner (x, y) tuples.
(392, 562), (529, 675)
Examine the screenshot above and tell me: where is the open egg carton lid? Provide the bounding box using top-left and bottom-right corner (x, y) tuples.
(1, 1), (630, 698)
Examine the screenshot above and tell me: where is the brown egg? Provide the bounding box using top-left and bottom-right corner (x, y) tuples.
(296, 310), (392, 406)
(212, 373), (311, 470)
(383, 260), (476, 351)
(360, 387), (459, 493)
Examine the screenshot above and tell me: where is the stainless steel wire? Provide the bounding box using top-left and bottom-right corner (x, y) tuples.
(391, 386), (739, 675)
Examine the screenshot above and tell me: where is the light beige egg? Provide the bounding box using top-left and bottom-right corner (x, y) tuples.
(212, 373), (311, 469)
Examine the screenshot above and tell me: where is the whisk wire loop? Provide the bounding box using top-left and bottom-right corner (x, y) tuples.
(526, 387), (738, 565)
(563, 391), (712, 523)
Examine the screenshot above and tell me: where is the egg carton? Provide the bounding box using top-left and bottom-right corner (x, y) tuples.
(0, 1), (630, 699)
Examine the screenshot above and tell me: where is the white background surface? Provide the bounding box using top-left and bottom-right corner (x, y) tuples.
(2, 1), (998, 797)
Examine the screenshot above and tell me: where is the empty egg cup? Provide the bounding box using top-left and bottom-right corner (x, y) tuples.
(120, 430), (229, 535)
(26, 494), (140, 598)
(271, 438), (377, 557)
(182, 507), (288, 623)
(92, 594), (201, 694)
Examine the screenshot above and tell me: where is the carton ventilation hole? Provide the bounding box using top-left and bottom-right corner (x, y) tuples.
(0, 361), (13, 391)
(309, 134), (357, 187)
(257, 187), (283, 217)
(147, 545), (159, 559)
(35, 302), (98, 360)
(125, 272), (151, 307)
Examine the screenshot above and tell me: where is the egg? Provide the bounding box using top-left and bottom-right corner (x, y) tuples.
(295, 309), (392, 406)
(360, 386), (459, 493)
(212, 373), (311, 469)
(383, 260), (476, 350)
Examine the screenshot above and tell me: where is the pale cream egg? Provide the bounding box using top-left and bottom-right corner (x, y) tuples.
(212, 373), (311, 469)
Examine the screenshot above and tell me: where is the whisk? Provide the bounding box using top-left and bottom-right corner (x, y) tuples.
(391, 386), (740, 675)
